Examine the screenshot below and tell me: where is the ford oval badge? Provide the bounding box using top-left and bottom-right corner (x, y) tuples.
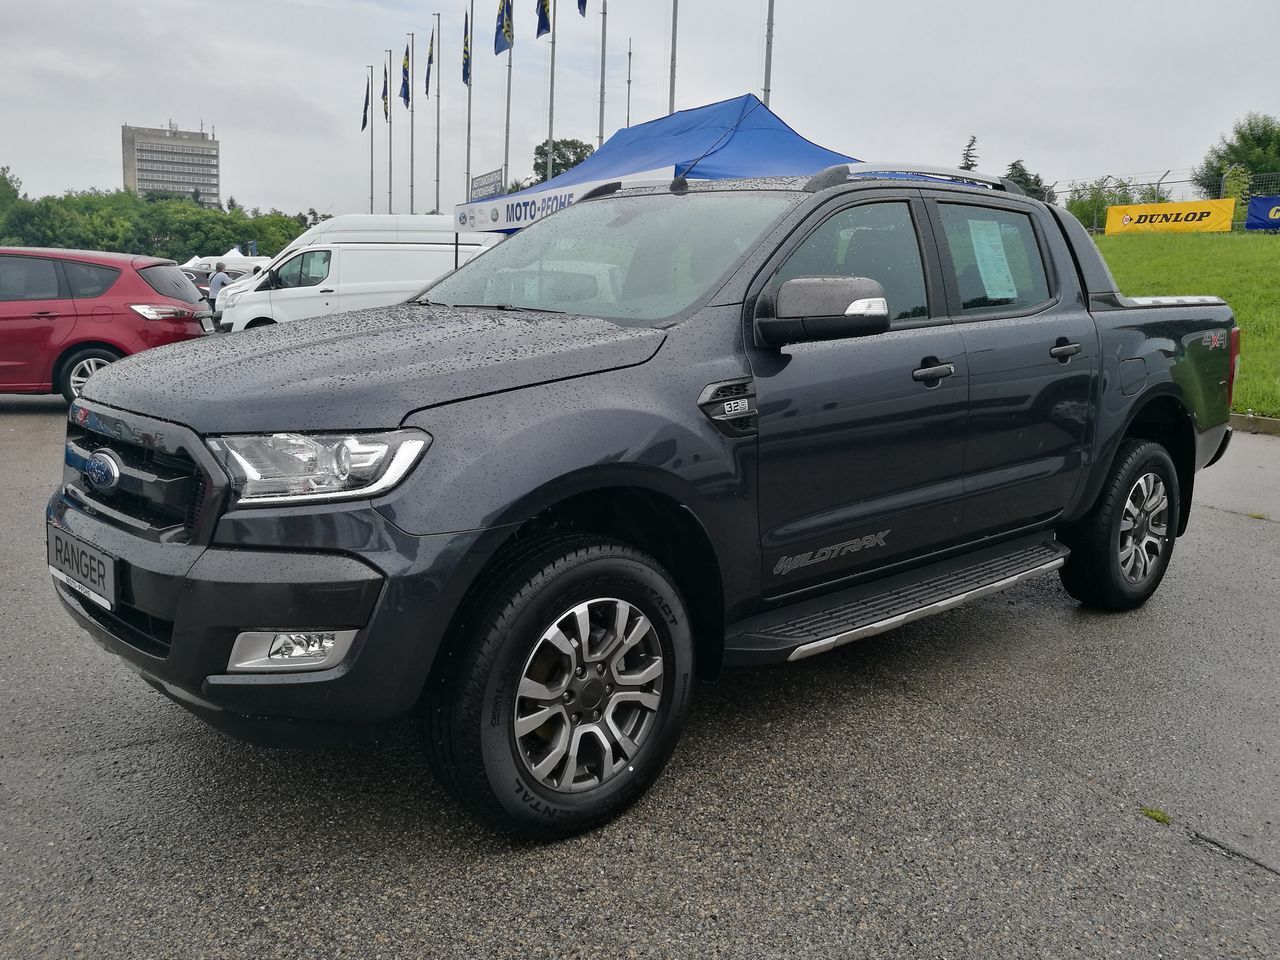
(84, 450), (122, 492)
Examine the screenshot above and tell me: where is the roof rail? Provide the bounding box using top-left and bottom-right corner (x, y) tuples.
(804, 163), (1025, 196)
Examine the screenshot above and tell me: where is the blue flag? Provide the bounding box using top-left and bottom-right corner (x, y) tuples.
(425, 28), (434, 96)
(535, 0), (551, 37)
(381, 64), (389, 119)
(400, 44), (411, 107)
(495, 0), (513, 54)
(578, 0), (586, 14)
(462, 10), (472, 85)
(361, 76), (370, 131)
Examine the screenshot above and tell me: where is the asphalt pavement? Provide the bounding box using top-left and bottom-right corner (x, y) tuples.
(1, 394), (1276, 959)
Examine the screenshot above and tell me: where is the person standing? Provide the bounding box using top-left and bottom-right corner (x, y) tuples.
(207, 262), (232, 309)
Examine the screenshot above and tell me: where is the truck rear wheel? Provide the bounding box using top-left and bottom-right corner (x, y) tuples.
(423, 537), (694, 839)
(1058, 439), (1180, 611)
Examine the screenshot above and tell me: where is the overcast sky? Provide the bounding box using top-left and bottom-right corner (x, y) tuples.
(2, 0), (1277, 214)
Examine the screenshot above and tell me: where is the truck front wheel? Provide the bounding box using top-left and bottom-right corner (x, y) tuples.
(1058, 439), (1181, 611)
(424, 537), (695, 838)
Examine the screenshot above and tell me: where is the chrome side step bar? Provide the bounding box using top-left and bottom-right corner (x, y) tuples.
(786, 556), (1065, 661)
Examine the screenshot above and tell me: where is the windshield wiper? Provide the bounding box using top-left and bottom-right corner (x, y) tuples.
(450, 303), (568, 315)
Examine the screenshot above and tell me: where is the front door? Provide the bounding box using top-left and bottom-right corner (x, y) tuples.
(268, 248), (338, 322)
(926, 198), (1097, 539)
(0, 254), (79, 390)
(751, 196), (970, 597)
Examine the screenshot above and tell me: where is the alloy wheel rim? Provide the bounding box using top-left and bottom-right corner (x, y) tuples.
(69, 357), (111, 396)
(513, 597), (665, 794)
(1118, 472), (1169, 584)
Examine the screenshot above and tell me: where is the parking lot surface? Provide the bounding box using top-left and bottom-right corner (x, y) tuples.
(2, 395), (1276, 959)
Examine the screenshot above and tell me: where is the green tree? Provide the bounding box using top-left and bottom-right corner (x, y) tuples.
(1064, 177), (1136, 231)
(531, 138), (594, 184)
(0, 166), (22, 215)
(1004, 160), (1057, 203)
(959, 136), (979, 171)
(1192, 112), (1280, 198)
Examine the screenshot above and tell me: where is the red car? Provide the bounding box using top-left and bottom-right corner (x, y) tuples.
(0, 248), (211, 402)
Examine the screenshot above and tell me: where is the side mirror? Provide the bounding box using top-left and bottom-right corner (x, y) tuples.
(252, 266), (262, 276)
(756, 277), (891, 347)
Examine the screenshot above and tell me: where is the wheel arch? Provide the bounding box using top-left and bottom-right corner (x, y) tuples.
(1106, 391), (1197, 536)
(49, 340), (127, 389)
(445, 483), (727, 682)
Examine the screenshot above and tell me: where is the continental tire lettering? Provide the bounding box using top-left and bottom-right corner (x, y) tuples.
(513, 777), (570, 818)
(773, 530), (891, 576)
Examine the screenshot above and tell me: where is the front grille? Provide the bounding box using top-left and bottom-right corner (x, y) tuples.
(64, 411), (216, 543)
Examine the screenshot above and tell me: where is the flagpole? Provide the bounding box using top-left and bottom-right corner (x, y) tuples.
(626, 38), (632, 127)
(386, 49), (394, 214)
(503, 45), (513, 188)
(762, 0), (775, 107)
(408, 31), (416, 214)
(668, 0), (678, 114)
(435, 13), (442, 213)
(368, 65), (375, 214)
(465, 1), (474, 201)
(546, 0), (558, 182)
(597, 0), (608, 148)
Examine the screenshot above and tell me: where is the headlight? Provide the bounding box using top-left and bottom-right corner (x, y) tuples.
(207, 430), (429, 506)
(223, 291), (242, 308)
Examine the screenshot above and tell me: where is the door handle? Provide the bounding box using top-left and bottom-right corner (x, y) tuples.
(32, 311), (59, 318)
(319, 288), (335, 294)
(912, 361), (956, 384)
(1050, 341), (1081, 362)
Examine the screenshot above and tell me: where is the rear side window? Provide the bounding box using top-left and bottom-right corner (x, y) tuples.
(63, 261), (121, 298)
(775, 201), (929, 323)
(138, 264), (204, 304)
(937, 204), (1050, 314)
(0, 255), (62, 301)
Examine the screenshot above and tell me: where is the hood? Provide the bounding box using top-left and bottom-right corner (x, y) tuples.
(85, 304), (666, 434)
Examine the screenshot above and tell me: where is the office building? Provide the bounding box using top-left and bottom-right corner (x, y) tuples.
(122, 122), (221, 208)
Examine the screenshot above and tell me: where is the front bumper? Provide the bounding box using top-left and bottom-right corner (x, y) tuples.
(49, 486), (514, 745)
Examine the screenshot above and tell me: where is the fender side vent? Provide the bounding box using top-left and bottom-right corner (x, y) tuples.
(698, 378), (757, 438)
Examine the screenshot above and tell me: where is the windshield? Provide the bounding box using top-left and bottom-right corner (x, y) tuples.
(424, 191), (799, 324)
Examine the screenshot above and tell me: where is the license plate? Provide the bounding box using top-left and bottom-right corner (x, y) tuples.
(199, 313), (215, 333)
(47, 526), (117, 611)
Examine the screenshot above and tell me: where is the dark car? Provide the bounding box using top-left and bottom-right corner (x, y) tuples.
(1, 248), (211, 401)
(47, 164), (1237, 838)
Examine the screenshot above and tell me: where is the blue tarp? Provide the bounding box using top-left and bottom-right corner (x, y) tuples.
(538, 92), (855, 185)
(456, 93), (856, 231)
(1245, 195), (1280, 231)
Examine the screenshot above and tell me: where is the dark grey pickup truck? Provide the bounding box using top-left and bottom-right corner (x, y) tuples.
(48, 163), (1238, 838)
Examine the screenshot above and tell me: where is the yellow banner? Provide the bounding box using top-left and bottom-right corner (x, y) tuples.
(1105, 199), (1236, 235)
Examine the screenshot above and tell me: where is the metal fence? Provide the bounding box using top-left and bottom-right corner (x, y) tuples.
(1054, 168), (1280, 232)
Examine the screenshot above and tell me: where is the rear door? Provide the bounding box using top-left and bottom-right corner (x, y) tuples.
(750, 192), (970, 595)
(925, 196), (1098, 539)
(0, 254), (79, 390)
(268, 248), (339, 322)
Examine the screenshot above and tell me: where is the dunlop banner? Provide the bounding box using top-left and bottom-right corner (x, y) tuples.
(1105, 199), (1235, 235)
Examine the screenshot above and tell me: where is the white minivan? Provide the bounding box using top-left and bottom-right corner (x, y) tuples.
(215, 215), (499, 332)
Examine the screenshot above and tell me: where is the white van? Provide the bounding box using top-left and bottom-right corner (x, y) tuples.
(215, 215), (499, 332)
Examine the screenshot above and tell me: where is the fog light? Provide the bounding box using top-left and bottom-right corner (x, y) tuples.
(227, 629), (358, 673)
(269, 632), (336, 660)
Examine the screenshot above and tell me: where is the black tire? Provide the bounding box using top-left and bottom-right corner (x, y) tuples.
(424, 537), (695, 839)
(57, 347), (122, 404)
(1058, 439), (1180, 611)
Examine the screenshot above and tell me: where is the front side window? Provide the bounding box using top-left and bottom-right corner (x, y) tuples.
(0, 255), (61, 302)
(775, 201), (928, 322)
(426, 192), (800, 325)
(274, 250), (330, 289)
(937, 204), (1050, 314)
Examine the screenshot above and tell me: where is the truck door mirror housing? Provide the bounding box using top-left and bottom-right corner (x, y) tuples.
(756, 277), (892, 347)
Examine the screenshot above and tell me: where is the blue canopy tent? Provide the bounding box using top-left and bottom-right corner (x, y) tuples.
(455, 93), (857, 232)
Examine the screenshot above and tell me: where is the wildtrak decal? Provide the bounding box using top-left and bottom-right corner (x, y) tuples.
(773, 531), (890, 576)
